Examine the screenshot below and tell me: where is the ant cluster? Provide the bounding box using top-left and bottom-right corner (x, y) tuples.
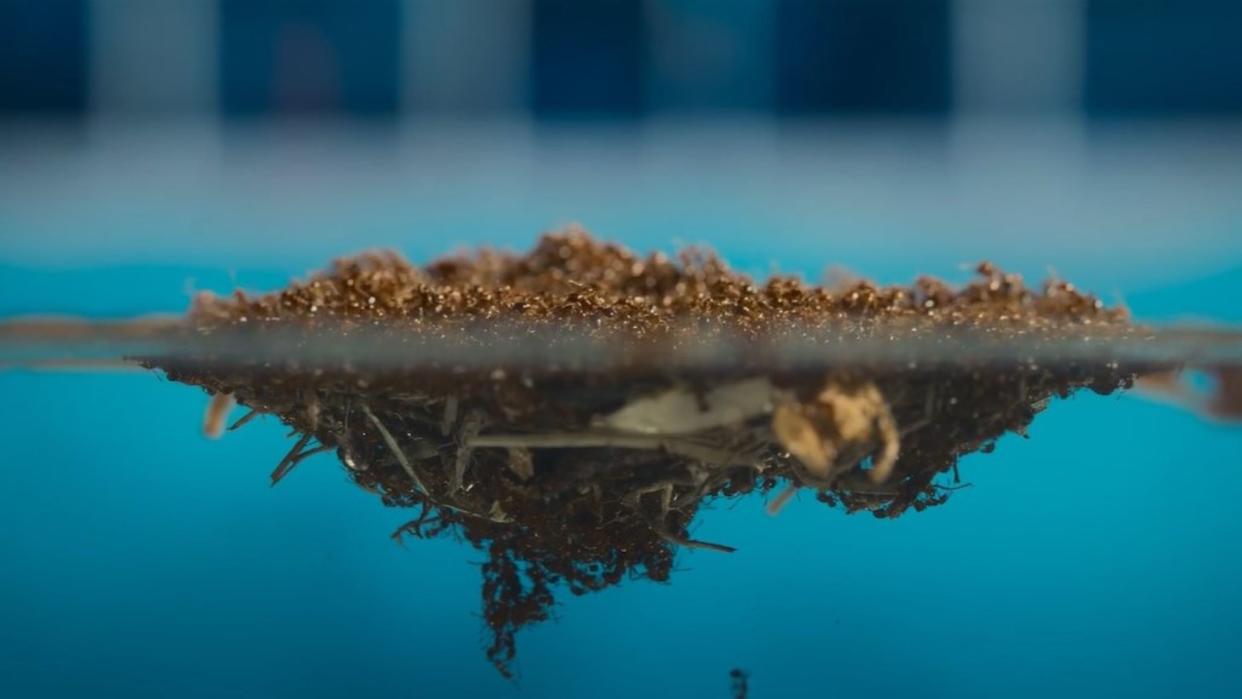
(146, 230), (1147, 676)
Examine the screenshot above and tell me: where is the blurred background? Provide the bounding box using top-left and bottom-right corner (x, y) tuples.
(1, 0), (1241, 319)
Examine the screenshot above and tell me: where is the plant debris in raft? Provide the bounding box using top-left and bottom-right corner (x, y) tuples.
(143, 229), (1150, 677)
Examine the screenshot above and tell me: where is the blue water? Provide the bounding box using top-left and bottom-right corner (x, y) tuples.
(2, 257), (1242, 698)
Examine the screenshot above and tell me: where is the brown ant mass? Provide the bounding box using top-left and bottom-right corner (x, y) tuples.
(143, 229), (1149, 676)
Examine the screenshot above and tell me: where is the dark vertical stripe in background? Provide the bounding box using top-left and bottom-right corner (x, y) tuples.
(219, 0), (400, 118)
(531, 0), (646, 119)
(775, 0), (951, 116)
(1086, 0), (1242, 116)
(0, 0), (88, 115)
(646, 0), (774, 113)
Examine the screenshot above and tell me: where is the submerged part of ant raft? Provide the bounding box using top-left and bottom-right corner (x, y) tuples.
(142, 230), (1153, 676)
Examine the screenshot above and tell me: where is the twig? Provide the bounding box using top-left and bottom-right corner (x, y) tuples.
(270, 434), (310, 485)
(228, 408), (260, 432)
(439, 500), (513, 524)
(270, 440), (332, 485)
(657, 527), (736, 554)
(361, 403), (429, 495)
(633, 494), (736, 553)
(361, 404), (510, 525)
(441, 395), (459, 436)
(468, 431), (750, 466)
(453, 411), (483, 492)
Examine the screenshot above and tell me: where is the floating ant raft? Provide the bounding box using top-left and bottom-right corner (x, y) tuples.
(143, 230), (1152, 676)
